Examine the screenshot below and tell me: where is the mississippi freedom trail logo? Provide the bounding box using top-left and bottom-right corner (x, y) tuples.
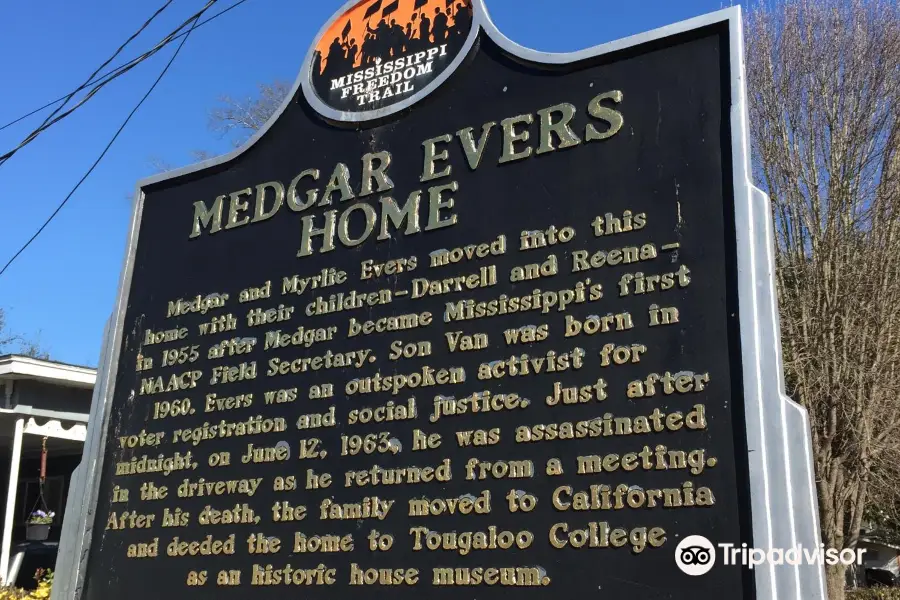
(311, 0), (474, 112)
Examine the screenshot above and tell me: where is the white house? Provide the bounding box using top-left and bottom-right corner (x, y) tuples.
(0, 354), (94, 588)
(858, 535), (900, 587)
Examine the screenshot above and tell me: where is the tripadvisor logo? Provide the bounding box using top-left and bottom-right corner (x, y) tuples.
(310, 0), (474, 114)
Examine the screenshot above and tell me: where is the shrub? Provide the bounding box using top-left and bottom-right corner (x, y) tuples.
(847, 588), (900, 600)
(0, 587), (30, 600)
(0, 569), (53, 600)
(29, 570), (52, 600)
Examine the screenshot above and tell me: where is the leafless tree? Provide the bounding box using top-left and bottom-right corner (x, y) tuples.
(746, 1), (900, 597)
(208, 80), (290, 146)
(16, 336), (50, 360)
(189, 149), (215, 162)
(146, 151), (214, 174)
(0, 308), (50, 359)
(147, 155), (176, 174)
(142, 81), (289, 180)
(0, 309), (18, 353)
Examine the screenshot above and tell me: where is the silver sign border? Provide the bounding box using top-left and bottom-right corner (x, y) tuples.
(53, 5), (826, 599)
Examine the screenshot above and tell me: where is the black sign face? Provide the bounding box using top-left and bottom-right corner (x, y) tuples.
(311, 0), (474, 113)
(82, 6), (755, 600)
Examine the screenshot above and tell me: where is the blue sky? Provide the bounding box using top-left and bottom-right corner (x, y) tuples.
(0, 0), (733, 366)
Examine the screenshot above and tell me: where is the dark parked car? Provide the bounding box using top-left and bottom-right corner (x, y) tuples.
(866, 568), (899, 588)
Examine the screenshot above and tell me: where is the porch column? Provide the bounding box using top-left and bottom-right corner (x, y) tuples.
(0, 418), (24, 584)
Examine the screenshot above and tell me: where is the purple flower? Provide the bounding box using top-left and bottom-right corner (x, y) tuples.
(28, 509), (55, 524)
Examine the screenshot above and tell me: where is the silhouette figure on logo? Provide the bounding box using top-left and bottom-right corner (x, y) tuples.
(432, 7), (449, 42)
(345, 38), (360, 67)
(312, 50), (323, 79)
(366, 18), (392, 60)
(418, 11), (432, 48)
(316, 0), (474, 76)
(325, 36), (347, 77)
(404, 17), (416, 52)
(455, 3), (472, 36)
(389, 19), (405, 56)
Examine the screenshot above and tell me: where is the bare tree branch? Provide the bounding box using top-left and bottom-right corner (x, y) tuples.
(140, 81), (289, 181)
(0, 308), (19, 351)
(0, 308), (50, 359)
(147, 155), (176, 174)
(746, 1), (900, 597)
(208, 80), (290, 146)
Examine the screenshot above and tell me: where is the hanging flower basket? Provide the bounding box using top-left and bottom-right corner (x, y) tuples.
(26, 510), (54, 541)
(26, 524), (50, 541)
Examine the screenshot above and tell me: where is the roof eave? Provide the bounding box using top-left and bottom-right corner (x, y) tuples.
(0, 355), (96, 389)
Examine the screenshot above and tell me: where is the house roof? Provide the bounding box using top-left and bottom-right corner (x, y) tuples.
(860, 537), (900, 552)
(0, 354), (96, 390)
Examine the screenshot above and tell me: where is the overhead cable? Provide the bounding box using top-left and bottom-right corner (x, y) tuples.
(0, 0), (250, 135)
(0, 3), (212, 278)
(0, 0), (228, 167)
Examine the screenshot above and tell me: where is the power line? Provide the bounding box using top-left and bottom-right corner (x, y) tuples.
(0, 0), (226, 167)
(0, 2), (211, 166)
(0, 4), (211, 279)
(0, 0), (251, 135)
(34, 0), (177, 141)
(0, 0), (177, 168)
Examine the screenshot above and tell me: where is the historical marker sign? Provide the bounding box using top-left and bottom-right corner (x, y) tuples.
(56, 3), (826, 600)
